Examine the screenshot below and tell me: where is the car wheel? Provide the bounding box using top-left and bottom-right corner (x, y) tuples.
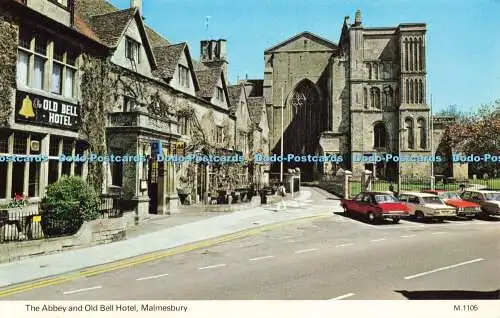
(367, 212), (376, 223)
(392, 217), (400, 224)
(415, 211), (425, 222)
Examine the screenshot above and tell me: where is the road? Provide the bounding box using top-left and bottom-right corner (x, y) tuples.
(2, 188), (499, 300)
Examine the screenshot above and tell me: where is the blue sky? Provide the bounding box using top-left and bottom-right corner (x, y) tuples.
(109, 0), (499, 113)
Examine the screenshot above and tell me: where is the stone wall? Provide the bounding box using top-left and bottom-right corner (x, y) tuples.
(0, 212), (136, 264)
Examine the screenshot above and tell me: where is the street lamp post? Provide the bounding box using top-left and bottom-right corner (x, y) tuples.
(280, 87), (284, 183)
(398, 127), (407, 193)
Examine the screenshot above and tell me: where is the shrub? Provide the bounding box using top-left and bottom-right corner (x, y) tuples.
(40, 176), (100, 237)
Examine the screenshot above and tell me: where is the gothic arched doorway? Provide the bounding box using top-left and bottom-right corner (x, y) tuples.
(284, 79), (323, 181)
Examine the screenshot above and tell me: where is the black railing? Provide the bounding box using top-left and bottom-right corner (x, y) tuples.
(1, 195), (124, 243)
(0, 208), (83, 243)
(99, 194), (124, 218)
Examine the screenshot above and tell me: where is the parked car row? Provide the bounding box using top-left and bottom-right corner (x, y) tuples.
(340, 189), (500, 224)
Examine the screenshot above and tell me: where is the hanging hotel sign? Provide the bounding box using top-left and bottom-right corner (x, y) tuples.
(15, 90), (80, 131)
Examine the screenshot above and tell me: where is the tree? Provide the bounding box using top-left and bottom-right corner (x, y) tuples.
(435, 104), (468, 122)
(441, 100), (500, 175)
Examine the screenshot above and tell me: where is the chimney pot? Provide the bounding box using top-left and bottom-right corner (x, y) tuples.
(130, 0), (142, 15)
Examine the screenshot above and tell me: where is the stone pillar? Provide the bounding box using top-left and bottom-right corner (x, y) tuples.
(39, 134), (49, 197)
(343, 170), (352, 199)
(361, 170), (372, 191)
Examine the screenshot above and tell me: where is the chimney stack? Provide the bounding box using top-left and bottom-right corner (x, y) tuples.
(353, 9), (362, 26)
(130, 0), (142, 16)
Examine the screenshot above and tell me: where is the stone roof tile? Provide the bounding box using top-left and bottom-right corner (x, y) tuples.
(195, 67), (222, 99)
(247, 96), (265, 124)
(152, 43), (186, 79)
(88, 8), (136, 48)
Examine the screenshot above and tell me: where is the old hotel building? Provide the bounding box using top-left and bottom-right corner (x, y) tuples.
(0, 0), (107, 208)
(0, 0), (271, 217)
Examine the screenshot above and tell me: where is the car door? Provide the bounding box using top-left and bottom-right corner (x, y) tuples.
(406, 195), (419, 215)
(348, 194), (363, 212)
(358, 194), (371, 215)
(398, 194), (410, 212)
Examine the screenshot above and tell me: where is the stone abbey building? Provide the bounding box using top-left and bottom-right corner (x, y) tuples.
(264, 10), (443, 181)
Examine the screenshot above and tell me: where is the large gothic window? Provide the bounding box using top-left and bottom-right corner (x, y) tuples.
(288, 80), (320, 156)
(290, 81), (318, 115)
(405, 117), (415, 149)
(373, 123), (387, 148)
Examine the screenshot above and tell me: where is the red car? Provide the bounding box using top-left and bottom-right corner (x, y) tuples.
(341, 191), (410, 223)
(422, 190), (481, 218)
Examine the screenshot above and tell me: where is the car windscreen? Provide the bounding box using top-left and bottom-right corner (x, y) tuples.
(439, 192), (461, 200)
(485, 193), (500, 200)
(422, 197), (443, 204)
(374, 195), (398, 203)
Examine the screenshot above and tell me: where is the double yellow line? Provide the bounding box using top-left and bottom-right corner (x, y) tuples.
(0, 214), (329, 298)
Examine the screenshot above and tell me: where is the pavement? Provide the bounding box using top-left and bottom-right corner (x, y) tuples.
(1, 186), (499, 300)
(0, 188), (329, 289)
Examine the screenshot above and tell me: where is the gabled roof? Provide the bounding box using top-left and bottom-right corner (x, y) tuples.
(87, 7), (157, 68)
(227, 84), (243, 112)
(88, 8), (136, 47)
(153, 42), (199, 90)
(265, 31), (338, 53)
(146, 28), (171, 47)
(76, 0), (171, 47)
(195, 67), (229, 103)
(247, 97), (266, 125)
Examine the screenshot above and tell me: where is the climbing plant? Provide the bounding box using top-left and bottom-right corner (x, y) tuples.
(0, 18), (17, 127)
(80, 55), (116, 193)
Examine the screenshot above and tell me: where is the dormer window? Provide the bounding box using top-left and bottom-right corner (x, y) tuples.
(216, 87), (224, 102)
(125, 37), (140, 64)
(178, 65), (190, 88)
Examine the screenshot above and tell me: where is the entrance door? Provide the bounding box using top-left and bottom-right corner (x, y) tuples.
(148, 158), (158, 214)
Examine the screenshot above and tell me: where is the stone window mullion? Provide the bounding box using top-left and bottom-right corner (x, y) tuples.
(23, 134), (31, 196)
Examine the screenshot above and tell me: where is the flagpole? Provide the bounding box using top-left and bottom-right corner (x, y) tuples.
(430, 94), (434, 184)
(280, 87), (284, 183)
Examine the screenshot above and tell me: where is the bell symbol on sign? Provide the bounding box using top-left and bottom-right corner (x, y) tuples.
(19, 96), (35, 119)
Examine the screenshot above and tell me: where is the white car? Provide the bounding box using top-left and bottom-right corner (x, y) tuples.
(398, 191), (457, 221)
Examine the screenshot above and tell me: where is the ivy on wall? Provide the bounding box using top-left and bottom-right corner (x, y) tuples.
(0, 18), (17, 127)
(80, 55), (116, 193)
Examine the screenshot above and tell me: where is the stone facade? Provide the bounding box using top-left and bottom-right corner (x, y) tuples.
(1, 0), (267, 220)
(263, 10), (445, 180)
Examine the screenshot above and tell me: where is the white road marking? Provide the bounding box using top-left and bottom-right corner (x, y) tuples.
(198, 264), (227, 270)
(400, 234), (416, 238)
(63, 286), (102, 295)
(370, 238), (386, 242)
(295, 248), (318, 254)
(249, 255), (274, 261)
(329, 293), (355, 300)
(135, 273), (169, 281)
(432, 232), (446, 235)
(335, 243), (354, 248)
(404, 258), (484, 280)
